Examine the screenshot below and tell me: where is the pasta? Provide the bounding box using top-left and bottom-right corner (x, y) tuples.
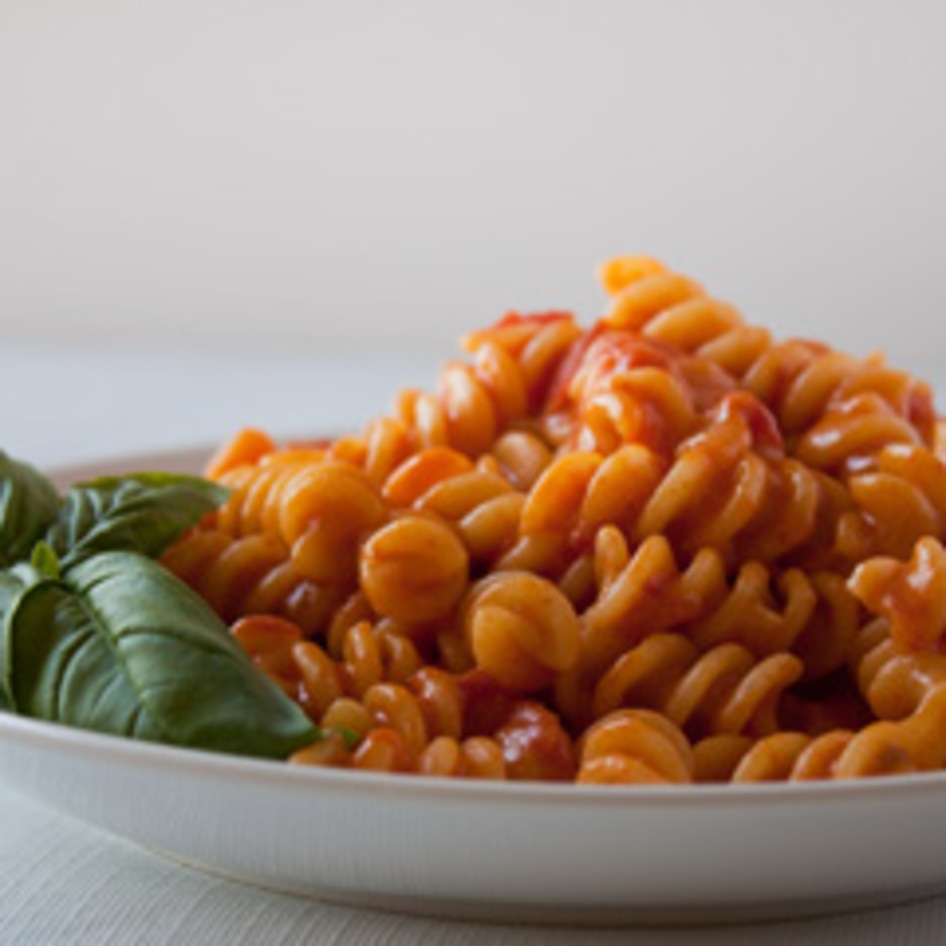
(163, 255), (946, 784)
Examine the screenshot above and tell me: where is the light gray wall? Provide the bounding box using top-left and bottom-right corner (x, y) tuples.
(1, 1), (944, 379)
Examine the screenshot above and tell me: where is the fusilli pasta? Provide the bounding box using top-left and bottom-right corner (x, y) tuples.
(162, 256), (946, 784)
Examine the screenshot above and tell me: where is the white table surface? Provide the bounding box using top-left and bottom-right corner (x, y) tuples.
(3, 336), (946, 945)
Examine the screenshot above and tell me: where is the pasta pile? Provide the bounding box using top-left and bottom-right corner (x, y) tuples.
(162, 256), (946, 784)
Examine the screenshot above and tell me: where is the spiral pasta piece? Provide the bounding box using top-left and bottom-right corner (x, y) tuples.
(843, 444), (946, 560)
(358, 515), (470, 626)
(216, 453), (388, 588)
(849, 537), (946, 654)
(462, 572), (581, 692)
(577, 709), (693, 784)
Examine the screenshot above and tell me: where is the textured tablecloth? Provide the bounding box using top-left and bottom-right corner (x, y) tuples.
(3, 338), (946, 945)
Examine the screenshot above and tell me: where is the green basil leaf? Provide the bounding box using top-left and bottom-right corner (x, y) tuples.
(7, 550), (318, 758)
(0, 452), (61, 568)
(0, 563), (46, 711)
(0, 565), (36, 620)
(30, 541), (62, 579)
(46, 473), (229, 566)
(0, 571), (25, 711)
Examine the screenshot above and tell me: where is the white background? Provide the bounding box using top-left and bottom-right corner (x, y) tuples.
(1, 0), (944, 377)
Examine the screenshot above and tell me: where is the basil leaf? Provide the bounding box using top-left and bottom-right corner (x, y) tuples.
(46, 473), (229, 566)
(0, 564), (37, 619)
(0, 573), (25, 711)
(0, 452), (61, 568)
(31, 541), (62, 579)
(0, 563), (46, 711)
(7, 550), (318, 758)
